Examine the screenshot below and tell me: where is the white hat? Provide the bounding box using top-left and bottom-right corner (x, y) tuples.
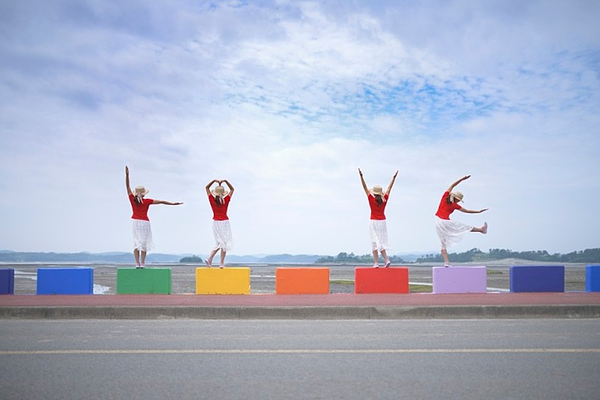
(134, 186), (149, 196)
(451, 191), (464, 202)
(370, 185), (383, 196)
(212, 185), (226, 196)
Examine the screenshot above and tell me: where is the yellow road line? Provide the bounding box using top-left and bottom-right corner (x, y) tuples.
(1, 349), (599, 355)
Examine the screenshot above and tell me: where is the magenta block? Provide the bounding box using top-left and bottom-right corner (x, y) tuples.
(432, 266), (487, 294)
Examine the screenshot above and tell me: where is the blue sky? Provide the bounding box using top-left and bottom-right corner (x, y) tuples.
(1, 0), (599, 257)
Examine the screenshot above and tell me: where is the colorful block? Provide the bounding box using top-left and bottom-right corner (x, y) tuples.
(354, 267), (409, 294)
(275, 267), (329, 294)
(196, 267), (251, 294)
(116, 268), (171, 294)
(37, 268), (94, 295)
(510, 266), (564, 293)
(0, 268), (15, 295)
(586, 265), (600, 292)
(432, 266), (487, 294)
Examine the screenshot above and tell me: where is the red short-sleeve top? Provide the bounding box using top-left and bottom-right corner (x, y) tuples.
(435, 191), (462, 220)
(129, 194), (154, 221)
(209, 194), (231, 221)
(368, 193), (389, 220)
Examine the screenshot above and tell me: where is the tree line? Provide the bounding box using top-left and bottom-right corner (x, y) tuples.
(415, 248), (600, 263)
(179, 248), (600, 264)
(315, 252), (407, 264)
(179, 255), (203, 263)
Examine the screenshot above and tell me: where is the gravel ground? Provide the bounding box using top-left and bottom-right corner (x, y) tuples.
(5, 261), (589, 295)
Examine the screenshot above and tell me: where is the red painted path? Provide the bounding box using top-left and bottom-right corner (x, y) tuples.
(1, 292), (599, 308)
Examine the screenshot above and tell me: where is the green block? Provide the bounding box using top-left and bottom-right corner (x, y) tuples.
(116, 268), (172, 294)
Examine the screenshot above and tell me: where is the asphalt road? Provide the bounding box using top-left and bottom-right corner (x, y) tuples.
(1, 319), (599, 399)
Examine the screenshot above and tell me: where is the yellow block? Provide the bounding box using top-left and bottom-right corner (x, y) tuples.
(195, 267), (251, 295)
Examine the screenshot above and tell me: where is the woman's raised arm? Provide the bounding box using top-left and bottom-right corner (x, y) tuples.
(358, 168), (369, 196)
(125, 166), (133, 196)
(446, 175), (470, 193)
(458, 207), (488, 214)
(385, 170), (399, 196)
(205, 179), (218, 196)
(152, 200), (183, 206)
(222, 179), (235, 198)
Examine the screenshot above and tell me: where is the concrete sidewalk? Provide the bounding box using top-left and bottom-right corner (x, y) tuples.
(1, 292), (600, 319)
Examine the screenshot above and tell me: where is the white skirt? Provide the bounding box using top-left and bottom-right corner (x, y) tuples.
(435, 216), (472, 249)
(132, 220), (154, 252)
(369, 220), (389, 252)
(212, 220), (234, 252)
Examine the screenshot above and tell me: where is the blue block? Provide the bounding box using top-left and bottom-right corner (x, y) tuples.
(0, 268), (15, 294)
(510, 266), (564, 293)
(586, 265), (600, 292)
(37, 268), (94, 295)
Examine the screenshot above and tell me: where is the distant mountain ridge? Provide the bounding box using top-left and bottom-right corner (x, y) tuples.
(0, 251), (181, 263)
(2, 249), (597, 264)
(0, 251), (324, 264)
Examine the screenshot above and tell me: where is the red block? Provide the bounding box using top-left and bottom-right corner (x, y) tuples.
(354, 267), (409, 294)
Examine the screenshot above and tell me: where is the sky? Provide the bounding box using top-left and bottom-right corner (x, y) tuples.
(1, 0), (599, 257)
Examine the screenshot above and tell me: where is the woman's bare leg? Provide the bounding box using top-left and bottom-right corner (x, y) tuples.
(471, 222), (488, 234)
(381, 249), (391, 267)
(441, 248), (450, 266)
(372, 250), (379, 267)
(206, 248), (219, 267)
(133, 249), (140, 267)
(219, 250), (227, 268)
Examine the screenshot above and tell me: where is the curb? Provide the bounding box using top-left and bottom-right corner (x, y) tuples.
(2, 305), (600, 320)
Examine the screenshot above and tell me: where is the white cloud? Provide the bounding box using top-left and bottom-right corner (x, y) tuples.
(1, 0), (599, 257)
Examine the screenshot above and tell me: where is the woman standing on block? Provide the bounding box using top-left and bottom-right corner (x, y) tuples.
(359, 168), (398, 268)
(205, 179), (235, 268)
(435, 175), (488, 267)
(125, 166), (183, 268)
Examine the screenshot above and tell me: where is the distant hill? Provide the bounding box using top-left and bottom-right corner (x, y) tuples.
(316, 252), (408, 264)
(6, 248), (594, 264)
(259, 254), (321, 263)
(0, 251), (182, 263)
(0, 251), (321, 264)
(415, 248), (600, 263)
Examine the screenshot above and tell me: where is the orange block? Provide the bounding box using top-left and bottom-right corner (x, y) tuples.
(354, 267), (409, 294)
(275, 267), (329, 294)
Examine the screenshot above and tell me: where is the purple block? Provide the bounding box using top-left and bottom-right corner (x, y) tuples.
(510, 266), (564, 293)
(586, 265), (600, 292)
(432, 266), (487, 294)
(0, 268), (15, 294)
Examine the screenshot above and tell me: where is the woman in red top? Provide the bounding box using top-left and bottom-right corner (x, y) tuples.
(205, 179), (235, 268)
(125, 166), (183, 268)
(435, 175), (488, 267)
(359, 168), (398, 268)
